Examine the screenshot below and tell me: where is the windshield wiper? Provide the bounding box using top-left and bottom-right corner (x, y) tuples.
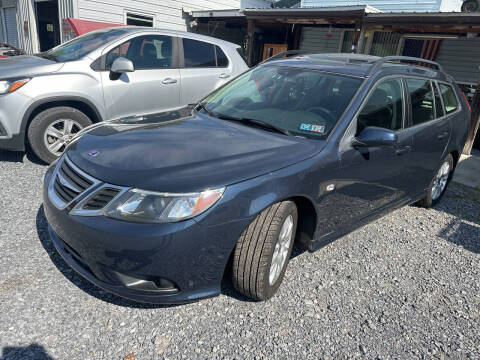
(196, 103), (215, 117)
(214, 113), (292, 136)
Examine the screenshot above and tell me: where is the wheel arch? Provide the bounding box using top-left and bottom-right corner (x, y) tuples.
(20, 97), (104, 150)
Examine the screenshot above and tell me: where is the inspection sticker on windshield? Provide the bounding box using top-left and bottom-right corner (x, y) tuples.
(299, 123), (325, 134)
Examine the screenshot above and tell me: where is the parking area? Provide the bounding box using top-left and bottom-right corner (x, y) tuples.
(0, 149), (479, 360)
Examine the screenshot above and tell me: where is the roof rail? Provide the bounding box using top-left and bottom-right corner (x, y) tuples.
(368, 56), (443, 76)
(259, 50), (307, 65)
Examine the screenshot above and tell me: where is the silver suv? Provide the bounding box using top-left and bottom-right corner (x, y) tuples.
(0, 27), (248, 163)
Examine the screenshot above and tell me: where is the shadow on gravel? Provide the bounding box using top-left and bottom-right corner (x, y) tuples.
(0, 149), (46, 165)
(1, 343), (54, 360)
(437, 218), (480, 254)
(35, 205), (179, 309)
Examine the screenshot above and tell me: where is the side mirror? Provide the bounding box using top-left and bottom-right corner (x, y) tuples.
(352, 126), (397, 148)
(111, 57), (134, 74)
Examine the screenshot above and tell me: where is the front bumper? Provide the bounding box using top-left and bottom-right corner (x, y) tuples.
(43, 167), (251, 304)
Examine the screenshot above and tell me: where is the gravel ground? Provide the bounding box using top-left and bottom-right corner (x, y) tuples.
(0, 150), (479, 360)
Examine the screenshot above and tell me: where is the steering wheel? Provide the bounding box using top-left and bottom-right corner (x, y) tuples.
(307, 107), (336, 123)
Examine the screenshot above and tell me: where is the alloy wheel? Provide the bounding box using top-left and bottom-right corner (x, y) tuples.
(44, 119), (83, 157)
(431, 161), (450, 201)
(269, 215), (294, 285)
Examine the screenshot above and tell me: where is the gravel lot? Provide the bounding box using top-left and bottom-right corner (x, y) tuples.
(1, 150), (479, 360)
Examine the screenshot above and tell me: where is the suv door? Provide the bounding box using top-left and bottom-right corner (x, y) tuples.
(100, 34), (181, 119)
(405, 78), (452, 194)
(179, 38), (232, 104)
(318, 77), (414, 236)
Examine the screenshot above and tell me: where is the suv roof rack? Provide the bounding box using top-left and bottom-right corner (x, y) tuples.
(368, 56), (443, 76)
(259, 50), (307, 65)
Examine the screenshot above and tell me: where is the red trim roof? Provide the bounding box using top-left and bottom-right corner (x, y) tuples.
(65, 18), (123, 36)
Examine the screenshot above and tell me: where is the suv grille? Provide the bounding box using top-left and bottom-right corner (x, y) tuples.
(83, 188), (121, 210)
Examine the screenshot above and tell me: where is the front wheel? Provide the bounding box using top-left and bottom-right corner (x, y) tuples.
(28, 106), (93, 164)
(417, 154), (454, 208)
(232, 201), (298, 301)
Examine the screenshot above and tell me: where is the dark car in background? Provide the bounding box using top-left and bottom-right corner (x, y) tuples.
(43, 54), (470, 304)
(0, 43), (24, 58)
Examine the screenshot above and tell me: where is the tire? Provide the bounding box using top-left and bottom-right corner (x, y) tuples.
(28, 106), (93, 164)
(462, 0), (479, 12)
(232, 201), (298, 301)
(417, 154), (454, 208)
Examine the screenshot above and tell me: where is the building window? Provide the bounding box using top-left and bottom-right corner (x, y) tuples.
(126, 12), (153, 27)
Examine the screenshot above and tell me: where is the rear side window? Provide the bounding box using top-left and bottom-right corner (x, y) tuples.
(439, 84), (459, 114)
(356, 78), (403, 135)
(215, 46), (229, 67)
(183, 38), (216, 67)
(406, 78), (434, 126)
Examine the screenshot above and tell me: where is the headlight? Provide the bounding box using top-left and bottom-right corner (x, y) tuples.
(105, 187), (225, 223)
(0, 78), (30, 94)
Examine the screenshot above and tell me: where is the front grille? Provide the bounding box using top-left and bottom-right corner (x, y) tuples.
(83, 188), (121, 210)
(49, 156), (98, 209)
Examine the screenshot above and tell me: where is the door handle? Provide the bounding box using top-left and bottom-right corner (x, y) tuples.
(395, 146), (411, 156)
(162, 78), (177, 85)
(437, 132), (449, 140)
(219, 73), (230, 79)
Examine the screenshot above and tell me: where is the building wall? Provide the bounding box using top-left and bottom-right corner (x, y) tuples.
(76, 0), (266, 31)
(300, 0), (462, 12)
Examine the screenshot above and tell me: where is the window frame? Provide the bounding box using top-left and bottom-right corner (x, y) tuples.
(178, 37), (231, 69)
(403, 76), (463, 129)
(353, 75), (407, 136)
(93, 33), (180, 71)
(124, 10), (155, 27)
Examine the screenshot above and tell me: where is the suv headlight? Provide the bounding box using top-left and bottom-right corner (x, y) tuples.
(0, 78), (30, 94)
(105, 187), (225, 223)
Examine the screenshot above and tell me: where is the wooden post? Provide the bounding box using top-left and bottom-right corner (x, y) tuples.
(246, 19), (255, 67)
(463, 79), (480, 155)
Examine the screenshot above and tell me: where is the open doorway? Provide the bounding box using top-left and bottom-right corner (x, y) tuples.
(35, 0), (60, 51)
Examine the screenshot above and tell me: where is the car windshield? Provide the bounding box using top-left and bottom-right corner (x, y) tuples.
(42, 28), (130, 62)
(201, 65), (363, 139)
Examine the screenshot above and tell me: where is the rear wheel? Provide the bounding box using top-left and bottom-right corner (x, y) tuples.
(28, 106), (92, 164)
(232, 201), (297, 301)
(417, 154), (454, 208)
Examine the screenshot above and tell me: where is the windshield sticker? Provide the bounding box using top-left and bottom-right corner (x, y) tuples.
(299, 123), (325, 134)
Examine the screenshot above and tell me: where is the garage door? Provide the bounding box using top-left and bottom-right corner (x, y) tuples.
(299, 27), (342, 54)
(3, 6), (18, 47)
(435, 37), (480, 85)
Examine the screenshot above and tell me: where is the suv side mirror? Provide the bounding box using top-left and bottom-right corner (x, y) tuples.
(111, 57), (134, 74)
(352, 126), (397, 148)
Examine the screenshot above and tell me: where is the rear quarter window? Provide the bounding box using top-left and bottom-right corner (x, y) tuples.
(439, 83), (459, 114)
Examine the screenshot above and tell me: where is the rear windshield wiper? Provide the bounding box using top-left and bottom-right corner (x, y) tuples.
(215, 113), (292, 136)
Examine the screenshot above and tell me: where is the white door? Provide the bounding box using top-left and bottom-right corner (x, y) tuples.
(100, 34), (181, 120)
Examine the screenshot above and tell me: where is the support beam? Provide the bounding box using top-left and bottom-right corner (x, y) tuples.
(246, 19), (255, 67)
(463, 80), (480, 155)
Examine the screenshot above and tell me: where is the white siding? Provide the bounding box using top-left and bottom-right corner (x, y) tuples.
(16, 0), (39, 53)
(301, 0), (446, 12)
(77, 0), (243, 31)
(436, 37), (480, 84)
(241, 0), (270, 8)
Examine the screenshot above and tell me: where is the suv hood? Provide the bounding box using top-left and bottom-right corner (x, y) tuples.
(0, 55), (63, 79)
(66, 109), (323, 193)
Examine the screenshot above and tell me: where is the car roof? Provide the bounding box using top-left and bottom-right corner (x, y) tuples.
(96, 26), (242, 48)
(264, 53), (452, 82)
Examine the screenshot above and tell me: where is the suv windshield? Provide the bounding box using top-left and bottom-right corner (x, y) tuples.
(42, 28), (130, 62)
(202, 65), (363, 139)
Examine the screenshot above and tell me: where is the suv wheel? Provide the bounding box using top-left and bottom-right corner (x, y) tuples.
(28, 107), (93, 163)
(417, 154), (454, 208)
(232, 201), (297, 301)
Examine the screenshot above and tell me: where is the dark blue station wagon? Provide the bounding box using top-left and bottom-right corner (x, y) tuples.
(43, 54), (470, 304)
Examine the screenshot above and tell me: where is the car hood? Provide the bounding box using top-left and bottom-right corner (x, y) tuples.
(0, 55), (63, 78)
(66, 109), (323, 193)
